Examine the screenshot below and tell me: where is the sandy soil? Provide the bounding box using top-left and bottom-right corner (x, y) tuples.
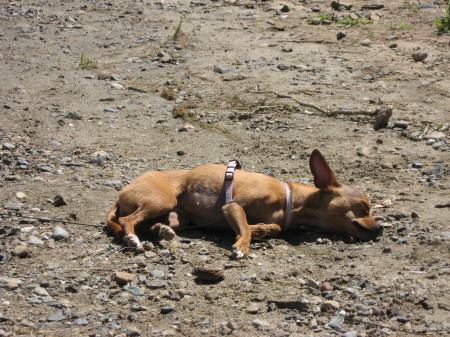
(1, 1), (449, 336)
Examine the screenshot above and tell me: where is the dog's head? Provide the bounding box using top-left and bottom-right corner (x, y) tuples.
(306, 149), (383, 241)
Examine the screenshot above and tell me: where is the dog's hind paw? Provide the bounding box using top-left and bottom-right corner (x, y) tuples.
(159, 225), (176, 241)
(124, 234), (142, 248)
(232, 248), (245, 260)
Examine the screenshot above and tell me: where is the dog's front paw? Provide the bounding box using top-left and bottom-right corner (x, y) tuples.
(124, 234), (142, 248)
(159, 225), (176, 241)
(232, 245), (248, 260)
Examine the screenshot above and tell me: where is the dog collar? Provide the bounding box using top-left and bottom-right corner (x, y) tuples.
(225, 160), (241, 204)
(283, 182), (292, 231)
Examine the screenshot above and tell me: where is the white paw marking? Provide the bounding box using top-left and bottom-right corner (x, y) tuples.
(124, 234), (141, 248)
(233, 249), (245, 260)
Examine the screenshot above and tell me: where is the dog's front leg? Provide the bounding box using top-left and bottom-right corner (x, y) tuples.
(222, 202), (251, 259)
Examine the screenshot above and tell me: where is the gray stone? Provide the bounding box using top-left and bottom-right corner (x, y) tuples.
(337, 31), (347, 40)
(148, 280), (167, 289)
(213, 65), (233, 74)
(328, 315), (344, 329)
(245, 303), (260, 314)
(360, 39), (371, 46)
(160, 305), (175, 314)
(53, 194), (68, 207)
(47, 313), (67, 322)
(393, 121), (409, 129)
(151, 270), (165, 278)
(3, 203), (22, 211)
(12, 245), (29, 258)
(74, 318), (89, 326)
(412, 52), (427, 62)
(53, 226), (69, 240)
(28, 235), (44, 245)
(130, 287), (144, 296)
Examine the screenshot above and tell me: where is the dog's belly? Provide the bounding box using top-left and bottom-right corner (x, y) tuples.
(178, 190), (226, 227)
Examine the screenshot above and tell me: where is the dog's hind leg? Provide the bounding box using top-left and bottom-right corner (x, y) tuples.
(250, 224), (282, 239)
(119, 196), (178, 247)
(150, 208), (190, 241)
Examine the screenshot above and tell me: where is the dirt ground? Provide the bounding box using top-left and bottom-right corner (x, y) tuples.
(1, 0), (449, 336)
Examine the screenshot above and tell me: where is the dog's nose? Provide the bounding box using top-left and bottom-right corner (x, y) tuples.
(373, 222), (384, 236)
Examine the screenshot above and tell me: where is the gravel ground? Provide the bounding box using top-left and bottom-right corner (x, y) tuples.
(1, 1), (449, 336)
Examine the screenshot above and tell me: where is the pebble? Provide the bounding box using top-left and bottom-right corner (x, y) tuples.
(321, 300), (340, 312)
(328, 315), (344, 329)
(336, 31), (347, 40)
(252, 319), (270, 328)
(151, 270), (165, 278)
(393, 120), (409, 129)
(0, 277), (23, 290)
(53, 194), (68, 207)
(307, 278), (320, 289)
(33, 286), (50, 297)
(2, 142), (16, 150)
(213, 65), (233, 74)
(412, 162), (423, 169)
(47, 313), (67, 322)
(53, 226), (69, 240)
(28, 235), (44, 245)
(194, 265), (225, 282)
(113, 271), (136, 285)
(160, 305), (175, 314)
(320, 282), (333, 292)
(412, 52), (428, 62)
(245, 303), (260, 314)
(3, 203), (22, 211)
(360, 39), (371, 46)
(15, 192), (26, 199)
(12, 245), (29, 258)
(343, 332), (358, 337)
(74, 318), (89, 326)
(411, 211), (420, 218)
(148, 280), (167, 289)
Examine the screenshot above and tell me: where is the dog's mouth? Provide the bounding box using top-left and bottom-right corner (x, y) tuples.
(352, 220), (383, 240)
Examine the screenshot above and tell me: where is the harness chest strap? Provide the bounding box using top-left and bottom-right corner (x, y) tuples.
(224, 160), (293, 231)
(225, 160), (241, 204)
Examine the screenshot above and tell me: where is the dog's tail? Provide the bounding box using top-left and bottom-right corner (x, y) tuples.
(106, 199), (124, 238)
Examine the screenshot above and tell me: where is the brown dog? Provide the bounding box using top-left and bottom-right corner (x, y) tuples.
(107, 150), (382, 258)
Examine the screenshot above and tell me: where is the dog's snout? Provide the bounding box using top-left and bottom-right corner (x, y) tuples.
(374, 222), (384, 235)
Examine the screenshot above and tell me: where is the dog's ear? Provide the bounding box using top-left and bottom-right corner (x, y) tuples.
(309, 149), (341, 189)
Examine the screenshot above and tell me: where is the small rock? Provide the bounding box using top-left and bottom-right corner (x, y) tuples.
(53, 194), (68, 207)
(53, 226), (69, 241)
(28, 235), (44, 245)
(151, 270), (165, 278)
(194, 265), (225, 282)
(307, 278), (321, 289)
(74, 318), (89, 326)
(411, 211), (420, 219)
(0, 277), (23, 290)
(160, 306), (175, 314)
(383, 247), (392, 254)
(213, 65), (233, 74)
(360, 39), (371, 46)
(412, 163), (423, 169)
(321, 300), (340, 312)
(412, 52), (428, 62)
(357, 147), (370, 157)
(393, 120), (409, 129)
(12, 245), (29, 258)
(252, 319), (270, 328)
(113, 271), (136, 285)
(343, 332), (358, 337)
(320, 282), (333, 292)
(97, 71), (110, 80)
(2, 142), (15, 150)
(245, 303), (260, 314)
(47, 313), (67, 322)
(3, 203), (22, 211)
(148, 280), (167, 289)
(33, 286), (50, 297)
(336, 31), (347, 40)
(15, 192), (26, 199)
(328, 315), (344, 329)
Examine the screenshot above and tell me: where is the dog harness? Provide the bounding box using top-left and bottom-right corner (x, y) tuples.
(224, 160), (293, 231)
(225, 160), (241, 203)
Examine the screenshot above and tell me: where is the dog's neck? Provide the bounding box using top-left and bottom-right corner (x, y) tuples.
(286, 182), (327, 231)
